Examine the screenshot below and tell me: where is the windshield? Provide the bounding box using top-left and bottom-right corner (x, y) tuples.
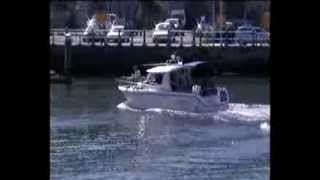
(108, 15), (116, 21)
(238, 27), (252, 31)
(157, 24), (170, 30)
(145, 73), (163, 85)
(166, 19), (178, 24)
(112, 27), (123, 31)
(172, 15), (184, 20)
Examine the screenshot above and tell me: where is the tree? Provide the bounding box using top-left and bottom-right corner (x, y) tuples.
(244, 1), (267, 26)
(185, 1), (212, 29)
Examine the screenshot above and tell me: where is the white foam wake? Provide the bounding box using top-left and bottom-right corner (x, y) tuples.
(260, 122), (270, 134)
(117, 102), (270, 124)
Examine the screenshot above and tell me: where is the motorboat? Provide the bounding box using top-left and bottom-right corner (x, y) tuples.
(116, 55), (229, 113)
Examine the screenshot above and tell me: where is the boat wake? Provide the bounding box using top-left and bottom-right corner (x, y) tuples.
(117, 102), (270, 125)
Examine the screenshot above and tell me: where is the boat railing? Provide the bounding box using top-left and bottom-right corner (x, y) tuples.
(142, 63), (169, 67)
(116, 76), (143, 83)
(142, 57), (183, 68)
(116, 76), (167, 90)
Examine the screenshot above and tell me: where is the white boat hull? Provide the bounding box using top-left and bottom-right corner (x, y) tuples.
(118, 85), (229, 113)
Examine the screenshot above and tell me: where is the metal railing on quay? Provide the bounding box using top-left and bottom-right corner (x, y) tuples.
(50, 28), (270, 47)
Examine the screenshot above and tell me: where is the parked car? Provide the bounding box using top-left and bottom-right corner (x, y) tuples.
(198, 30), (235, 44)
(235, 25), (269, 44)
(152, 22), (175, 43)
(106, 25), (130, 43)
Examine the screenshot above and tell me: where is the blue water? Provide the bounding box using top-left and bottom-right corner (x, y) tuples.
(50, 77), (269, 180)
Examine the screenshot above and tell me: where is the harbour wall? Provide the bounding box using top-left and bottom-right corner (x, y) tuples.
(50, 45), (270, 76)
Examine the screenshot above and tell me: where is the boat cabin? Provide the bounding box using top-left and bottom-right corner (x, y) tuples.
(144, 61), (217, 94)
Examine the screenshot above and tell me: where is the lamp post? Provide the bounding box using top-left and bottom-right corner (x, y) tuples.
(218, 0), (224, 46)
(64, 27), (72, 76)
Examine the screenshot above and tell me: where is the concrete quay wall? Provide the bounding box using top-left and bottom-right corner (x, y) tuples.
(50, 45), (270, 76)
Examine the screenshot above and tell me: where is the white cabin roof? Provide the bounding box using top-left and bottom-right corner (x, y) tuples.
(156, 22), (170, 26)
(146, 65), (181, 73)
(184, 61), (205, 67)
(146, 61), (205, 73)
(165, 18), (179, 22)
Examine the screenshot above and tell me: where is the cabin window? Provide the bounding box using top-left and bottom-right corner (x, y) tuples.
(170, 72), (177, 91)
(145, 73), (163, 85)
(155, 74), (163, 84)
(170, 69), (192, 92)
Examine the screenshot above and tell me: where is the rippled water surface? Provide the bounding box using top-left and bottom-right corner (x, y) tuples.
(50, 77), (270, 180)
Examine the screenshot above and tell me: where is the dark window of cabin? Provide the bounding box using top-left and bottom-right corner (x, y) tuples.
(146, 73), (163, 85)
(170, 69), (192, 92)
(155, 74), (163, 84)
(170, 72), (177, 91)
